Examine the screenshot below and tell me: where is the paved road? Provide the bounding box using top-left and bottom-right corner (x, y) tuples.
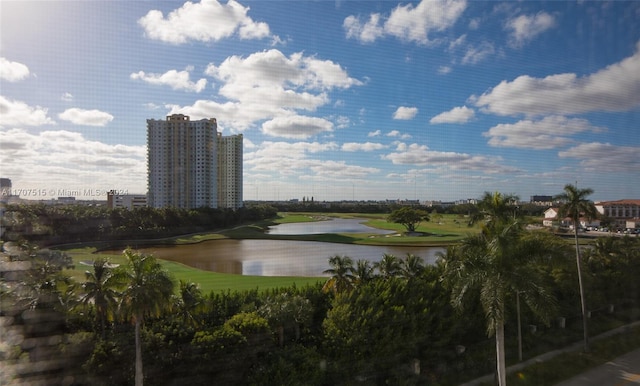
(554, 348), (640, 386)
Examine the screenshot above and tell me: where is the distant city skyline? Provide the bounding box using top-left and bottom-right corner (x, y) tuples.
(1, 1), (639, 202)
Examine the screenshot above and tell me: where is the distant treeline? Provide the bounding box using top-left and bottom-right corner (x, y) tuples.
(265, 200), (549, 217)
(1, 203), (278, 246)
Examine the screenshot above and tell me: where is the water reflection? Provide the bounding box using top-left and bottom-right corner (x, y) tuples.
(267, 218), (394, 235)
(133, 239), (444, 277)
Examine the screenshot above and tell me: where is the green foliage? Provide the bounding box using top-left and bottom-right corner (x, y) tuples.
(323, 276), (439, 383)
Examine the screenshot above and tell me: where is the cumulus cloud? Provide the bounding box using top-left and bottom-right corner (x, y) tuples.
(171, 49), (362, 130)
(0, 96), (55, 127)
(382, 142), (520, 173)
(310, 160), (380, 179)
(472, 41), (640, 116)
(0, 128), (146, 195)
(461, 41), (495, 65)
(0, 58), (30, 82)
(393, 106), (418, 120)
(58, 108), (114, 126)
(430, 106), (475, 124)
(559, 142), (640, 173)
(386, 130), (412, 139)
(368, 130), (381, 137)
(138, 0), (272, 44)
(506, 12), (556, 48)
(483, 116), (605, 149)
(61, 92), (74, 102)
(261, 115), (333, 139)
(130, 69), (207, 92)
(344, 0), (467, 45)
(341, 142), (386, 152)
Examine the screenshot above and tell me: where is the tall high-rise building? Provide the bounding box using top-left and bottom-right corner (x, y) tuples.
(147, 114), (243, 209)
(217, 133), (243, 210)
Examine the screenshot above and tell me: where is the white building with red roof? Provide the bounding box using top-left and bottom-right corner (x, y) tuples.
(595, 199), (640, 229)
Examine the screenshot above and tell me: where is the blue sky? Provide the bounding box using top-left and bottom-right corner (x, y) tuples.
(1, 0), (639, 202)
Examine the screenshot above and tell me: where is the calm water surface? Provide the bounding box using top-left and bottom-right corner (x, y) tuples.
(137, 239), (444, 277)
(130, 218), (445, 277)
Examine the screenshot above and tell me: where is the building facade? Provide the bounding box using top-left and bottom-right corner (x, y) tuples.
(217, 133), (243, 210)
(147, 114), (242, 210)
(595, 199), (640, 229)
(107, 191), (148, 209)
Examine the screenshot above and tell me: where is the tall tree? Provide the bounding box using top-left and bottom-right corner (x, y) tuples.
(555, 183), (597, 352)
(118, 248), (174, 386)
(81, 257), (122, 338)
(322, 255), (356, 294)
(440, 221), (557, 386)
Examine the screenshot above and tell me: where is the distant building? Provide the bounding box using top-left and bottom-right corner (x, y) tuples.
(147, 114), (243, 210)
(595, 199), (640, 229)
(530, 195), (553, 206)
(543, 207), (601, 229)
(107, 191), (147, 209)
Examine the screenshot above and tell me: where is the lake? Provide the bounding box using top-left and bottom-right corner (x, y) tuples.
(130, 218), (445, 277)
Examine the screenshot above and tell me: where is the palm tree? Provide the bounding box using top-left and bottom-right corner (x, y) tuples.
(118, 248), (174, 386)
(441, 220), (557, 386)
(374, 253), (401, 279)
(555, 183), (597, 352)
(80, 257), (122, 338)
(399, 253), (425, 279)
(173, 280), (202, 327)
(469, 191), (520, 230)
(353, 259), (375, 285)
(322, 255), (356, 294)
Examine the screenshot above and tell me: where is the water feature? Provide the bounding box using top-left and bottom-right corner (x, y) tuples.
(125, 218), (445, 277)
(135, 239), (444, 277)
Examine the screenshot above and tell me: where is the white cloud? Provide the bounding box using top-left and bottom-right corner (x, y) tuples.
(341, 142), (386, 152)
(368, 130), (381, 137)
(393, 106), (418, 120)
(461, 41), (495, 64)
(382, 142), (520, 173)
(0, 128), (147, 196)
(506, 12), (556, 48)
(61, 92), (74, 102)
(138, 0), (272, 44)
(0, 96), (55, 127)
(559, 142), (640, 173)
(58, 108), (114, 126)
(130, 69), (207, 92)
(482, 116), (605, 149)
(437, 66), (452, 75)
(473, 41), (640, 116)
(309, 160), (380, 180)
(344, 0), (467, 45)
(172, 49), (362, 130)
(430, 106), (475, 124)
(261, 115), (333, 139)
(0, 58), (30, 82)
(343, 13), (385, 44)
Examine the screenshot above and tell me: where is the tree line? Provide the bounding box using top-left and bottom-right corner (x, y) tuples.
(1, 203), (278, 246)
